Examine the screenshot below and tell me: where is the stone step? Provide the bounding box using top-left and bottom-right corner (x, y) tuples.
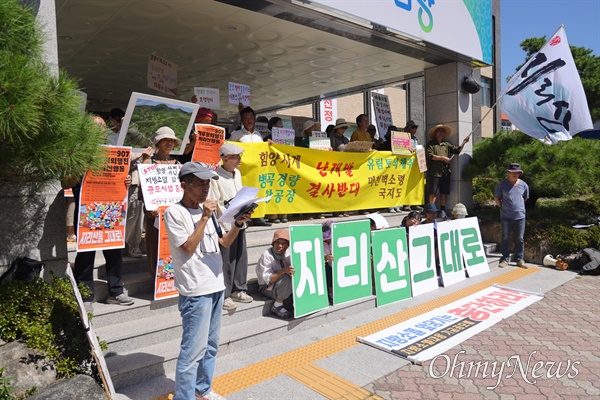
(104, 294), (376, 390)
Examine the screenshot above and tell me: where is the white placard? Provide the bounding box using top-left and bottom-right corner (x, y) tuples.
(358, 285), (543, 363)
(255, 122), (270, 140)
(272, 127), (296, 146)
(309, 136), (332, 151)
(228, 81), (250, 106)
(137, 163), (183, 211)
(193, 87), (220, 109)
(147, 54), (178, 96)
(372, 92), (393, 140)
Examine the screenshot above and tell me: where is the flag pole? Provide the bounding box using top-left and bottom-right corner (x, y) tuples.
(449, 93), (506, 161)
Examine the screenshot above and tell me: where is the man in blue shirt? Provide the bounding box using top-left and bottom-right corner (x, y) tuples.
(494, 163), (529, 269)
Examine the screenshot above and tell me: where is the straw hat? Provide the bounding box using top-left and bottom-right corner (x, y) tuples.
(427, 124), (452, 139)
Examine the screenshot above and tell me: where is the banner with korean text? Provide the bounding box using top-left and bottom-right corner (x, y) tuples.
(236, 142), (425, 216)
(155, 206), (178, 300)
(77, 146), (130, 251)
(358, 285), (543, 363)
(290, 225), (330, 318)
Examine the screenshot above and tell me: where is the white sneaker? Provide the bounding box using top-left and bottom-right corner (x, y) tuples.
(222, 297), (237, 311)
(197, 390), (226, 400)
(106, 293), (135, 306)
(127, 247), (144, 258)
(231, 291), (253, 303)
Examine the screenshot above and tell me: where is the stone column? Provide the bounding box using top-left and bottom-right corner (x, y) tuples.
(424, 62), (474, 210)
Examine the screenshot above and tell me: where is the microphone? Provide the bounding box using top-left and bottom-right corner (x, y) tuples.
(211, 212), (223, 238)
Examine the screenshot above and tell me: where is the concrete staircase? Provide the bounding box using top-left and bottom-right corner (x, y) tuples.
(70, 211), (498, 396)
(71, 212), (408, 394)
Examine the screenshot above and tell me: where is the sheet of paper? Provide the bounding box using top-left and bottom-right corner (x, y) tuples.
(218, 186), (271, 224)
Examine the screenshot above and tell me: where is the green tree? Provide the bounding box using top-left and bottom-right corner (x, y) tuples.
(511, 36), (600, 121)
(0, 0), (105, 182)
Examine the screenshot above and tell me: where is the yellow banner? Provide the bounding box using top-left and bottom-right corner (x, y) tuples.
(235, 142), (424, 216)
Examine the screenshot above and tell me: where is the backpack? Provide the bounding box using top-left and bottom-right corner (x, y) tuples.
(569, 248), (600, 276)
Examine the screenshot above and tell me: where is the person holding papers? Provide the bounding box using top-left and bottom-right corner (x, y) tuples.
(164, 162), (252, 400)
(209, 143), (253, 311)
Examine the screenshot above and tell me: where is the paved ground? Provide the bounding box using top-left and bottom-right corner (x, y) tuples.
(366, 275), (600, 400)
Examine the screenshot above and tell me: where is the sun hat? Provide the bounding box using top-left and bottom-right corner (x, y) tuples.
(272, 229), (290, 245)
(219, 143), (245, 157)
(507, 163), (523, 173)
(322, 220), (333, 241)
(451, 203), (468, 216)
(404, 120), (419, 130)
(178, 162), (219, 181)
(154, 126), (182, 146)
(422, 203), (439, 214)
(427, 124), (452, 139)
(334, 118), (349, 130)
(302, 119), (316, 132)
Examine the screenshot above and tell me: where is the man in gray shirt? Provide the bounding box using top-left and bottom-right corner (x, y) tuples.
(494, 163), (529, 269)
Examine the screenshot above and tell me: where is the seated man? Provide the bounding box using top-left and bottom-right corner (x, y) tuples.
(256, 229), (295, 319)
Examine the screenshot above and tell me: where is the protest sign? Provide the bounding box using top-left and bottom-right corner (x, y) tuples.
(358, 285), (543, 363)
(235, 142), (424, 216)
(228, 82), (250, 105)
(436, 219), (466, 287)
(458, 217), (490, 277)
(154, 206), (178, 300)
(416, 147), (427, 173)
(371, 227), (412, 306)
(191, 124), (225, 170)
(309, 136), (331, 151)
(118, 92), (197, 155)
(372, 92), (393, 138)
(137, 163), (183, 211)
(391, 131), (412, 156)
(77, 146), (130, 251)
(193, 87), (220, 109)
(272, 127), (295, 146)
(408, 224), (438, 297)
(290, 224), (329, 318)
(147, 54), (177, 96)
(331, 220), (372, 305)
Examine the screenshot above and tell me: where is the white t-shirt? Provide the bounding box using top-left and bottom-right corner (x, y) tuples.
(229, 126), (263, 143)
(163, 203), (225, 297)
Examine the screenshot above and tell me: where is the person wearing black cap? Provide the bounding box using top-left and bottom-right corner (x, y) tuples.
(163, 162), (253, 400)
(494, 163), (529, 269)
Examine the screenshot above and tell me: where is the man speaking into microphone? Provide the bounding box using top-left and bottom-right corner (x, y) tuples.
(208, 143), (254, 311)
(164, 161), (252, 400)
